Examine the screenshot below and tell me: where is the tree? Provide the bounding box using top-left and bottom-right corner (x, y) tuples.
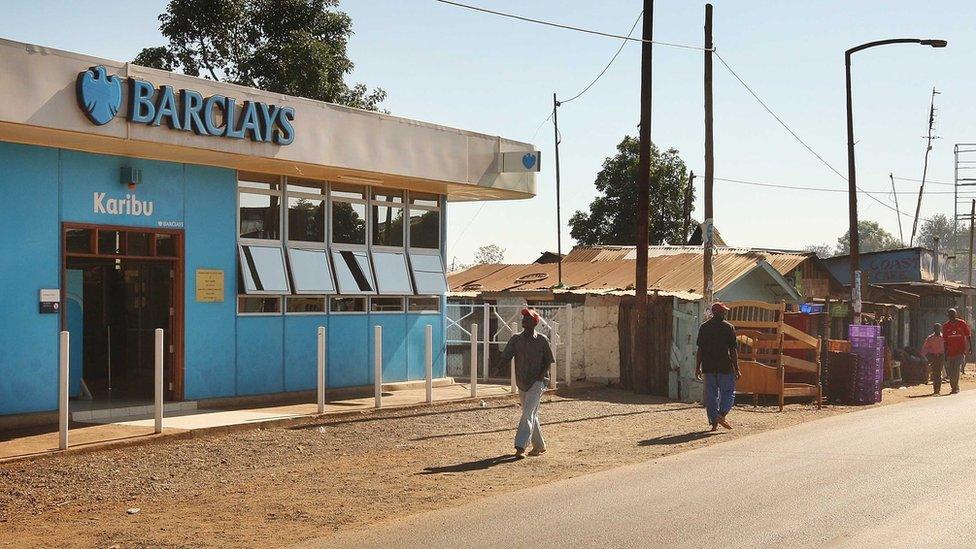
(835, 220), (901, 255)
(803, 243), (833, 258)
(473, 244), (505, 265)
(569, 136), (691, 246)
(134, 0), (386, 110)
(918, 214), (973, 282)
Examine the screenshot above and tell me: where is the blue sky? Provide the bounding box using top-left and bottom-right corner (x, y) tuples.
(0, 1), (972, 264)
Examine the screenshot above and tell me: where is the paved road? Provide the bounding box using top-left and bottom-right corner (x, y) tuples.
(308, 392), (976, 548)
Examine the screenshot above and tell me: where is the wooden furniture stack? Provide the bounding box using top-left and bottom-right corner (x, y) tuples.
(724, 301), (822, 411)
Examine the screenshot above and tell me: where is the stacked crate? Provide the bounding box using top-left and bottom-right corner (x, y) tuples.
(849, 325), (885, 404)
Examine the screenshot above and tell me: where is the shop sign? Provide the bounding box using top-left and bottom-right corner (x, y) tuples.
(195, 269), (225, 302)
(829, 303), (849, 318)
(76, 65), (295, 145)
(93, 192), (154, 216)
(497, 151), (541, 173)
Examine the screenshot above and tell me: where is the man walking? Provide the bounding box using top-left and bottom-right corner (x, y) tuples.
(942, 308), (970, 395)
(921, 323), (945, 395)
(499, 308), (555, 457)
(696, 302), (740, 431)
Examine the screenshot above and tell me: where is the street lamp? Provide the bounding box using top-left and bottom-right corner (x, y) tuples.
(845, 38), (947, 324)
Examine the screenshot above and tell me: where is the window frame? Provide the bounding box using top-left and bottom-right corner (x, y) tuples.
(408, 296), (442, 314)
(284, 176), (328, 248)
(237, 171), (283, 244)
(286, 246), (337, 295)
(408, 250), (448, 295)
(285, 296), (328, 315)
(329, 295), (368, 314)
(237, 295), (283, 316)
(370, 296), (406, 314)
(330, 182), (369, 249)
(407, 191), (441, 251)
(370, 187), (406, 249)
(331, 248), (377, 295)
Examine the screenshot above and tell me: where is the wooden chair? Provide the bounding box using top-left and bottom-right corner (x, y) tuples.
(725, 301), (822, 411)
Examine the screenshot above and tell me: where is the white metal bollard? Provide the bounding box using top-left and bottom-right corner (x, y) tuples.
(565, 307), (573, 388)
(317, 326), (326, 414)
(481, 305), (490, 381)
(509, 321), (519, 394)
(425, 325), (433, 404)
(58, 330), (69, 450)
(470, 323), (478, 398)
(374, 325), (382, 409)
(154, 328), (164, 434)
(549, 320), (559, 390)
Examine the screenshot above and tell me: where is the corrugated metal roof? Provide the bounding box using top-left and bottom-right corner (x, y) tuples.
(448, 252), (770, 295)
(561, 245), (814, 277)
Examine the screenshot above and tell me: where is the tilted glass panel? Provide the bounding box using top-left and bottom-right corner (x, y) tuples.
(409, 253), (448, 295)
(239, 245), (289, 293)
(331, 250), (375, 294)
(372, 251), (413, 295)
(288, 248), (336, 294)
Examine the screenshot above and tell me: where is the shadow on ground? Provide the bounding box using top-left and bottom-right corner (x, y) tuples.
(418, 454), (523, 475)
(638, 431), (721, 446)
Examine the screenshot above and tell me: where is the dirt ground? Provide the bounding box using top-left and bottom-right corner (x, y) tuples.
(3, 374), (975, 548)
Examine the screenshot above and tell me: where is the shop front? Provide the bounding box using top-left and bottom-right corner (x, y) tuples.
(0, 38), (538, 418)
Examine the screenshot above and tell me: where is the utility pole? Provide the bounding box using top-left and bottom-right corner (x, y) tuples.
(910, 88), (940, 246)
(634, 0), (653, 394)
(703, 3), (715, 311)
(552, 93), (563, 287)
(682, 171), (695, 244)
(890, 173), (904, 245)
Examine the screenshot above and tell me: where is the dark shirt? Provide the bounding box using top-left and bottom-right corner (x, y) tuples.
(696, 318), (737, 374)
(499, 331), (555, 391)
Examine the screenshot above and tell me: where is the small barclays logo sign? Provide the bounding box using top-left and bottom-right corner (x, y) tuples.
(76, 66), (122, 126)
(521, 153), (537, 170)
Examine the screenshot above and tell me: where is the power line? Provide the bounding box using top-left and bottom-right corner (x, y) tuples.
(433, 0), (708, 51)
(713, 176), (954, 195)
(560, 11), (643, 104)
(892, 175), (954, 186)
(713, 50), (937, 223)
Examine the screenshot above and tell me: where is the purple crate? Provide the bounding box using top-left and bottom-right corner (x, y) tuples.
(849, 325), (882, 338)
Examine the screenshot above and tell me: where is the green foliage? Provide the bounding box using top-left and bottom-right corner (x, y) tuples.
(569, 136), (691, 246)
(835, 220), (901, 255)
(803, 243), (833, 258)
(135, 0), (386, 110)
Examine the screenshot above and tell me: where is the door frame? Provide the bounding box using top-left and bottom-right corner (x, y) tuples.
(60, 222), (185, 400)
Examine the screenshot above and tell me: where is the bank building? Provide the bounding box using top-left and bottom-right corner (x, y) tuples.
(0, 38), (538, 421)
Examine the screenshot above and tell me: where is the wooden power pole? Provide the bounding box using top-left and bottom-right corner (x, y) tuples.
(703, 3), (715, 311)
(634, 0), (653, 394)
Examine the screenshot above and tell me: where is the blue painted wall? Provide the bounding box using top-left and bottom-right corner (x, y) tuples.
(0, 143), (60, 415)
(284, 315), (327, 392)
(328, 315), (370, 387)
(0, 141), (450, 415)
(183, 165), (238, 400)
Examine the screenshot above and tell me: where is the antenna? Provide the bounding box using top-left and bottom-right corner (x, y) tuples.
(909, 87), (940, 246)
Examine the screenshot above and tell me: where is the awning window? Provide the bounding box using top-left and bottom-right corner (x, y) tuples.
(409, 253), (448, 295)
(332, 250), (375, 294)
(287, 248), (336, 294)
(372, 251), (414, 295)
(239, 245), (290, 294)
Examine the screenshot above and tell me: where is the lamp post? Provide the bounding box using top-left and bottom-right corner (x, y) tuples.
(845, 38), (946, 324)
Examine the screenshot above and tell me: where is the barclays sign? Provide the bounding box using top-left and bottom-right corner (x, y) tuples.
(76, 65), (295, 145)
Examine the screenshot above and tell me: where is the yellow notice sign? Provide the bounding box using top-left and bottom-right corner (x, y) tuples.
(196, 269), (224, 302)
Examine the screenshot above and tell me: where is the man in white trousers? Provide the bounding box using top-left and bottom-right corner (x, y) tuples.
(499, 308), (555, 457)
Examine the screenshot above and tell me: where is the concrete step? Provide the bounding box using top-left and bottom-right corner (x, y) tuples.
(71, 401), (197, 422)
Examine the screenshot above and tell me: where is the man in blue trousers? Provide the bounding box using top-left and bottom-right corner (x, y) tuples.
(695, 302), (740, 431)
(499, 307), (554, 458)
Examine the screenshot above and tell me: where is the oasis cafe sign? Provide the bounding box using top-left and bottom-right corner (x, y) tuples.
(76, 65), (295, 145)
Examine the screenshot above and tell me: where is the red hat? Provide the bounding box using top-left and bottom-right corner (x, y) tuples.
(711, 302), (729, 314)
(521, 307), (541, 325)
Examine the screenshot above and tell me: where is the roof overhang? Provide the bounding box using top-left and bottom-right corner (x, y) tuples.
(0, 38), (537, 201)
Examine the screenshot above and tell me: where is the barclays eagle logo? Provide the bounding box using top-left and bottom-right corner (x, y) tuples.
(76, 65), (122, 125)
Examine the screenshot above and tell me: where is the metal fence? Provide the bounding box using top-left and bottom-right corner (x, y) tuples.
(445, 303), (573, 388)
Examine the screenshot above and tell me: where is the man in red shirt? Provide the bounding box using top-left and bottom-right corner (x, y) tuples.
(942, 308), (971, 395)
